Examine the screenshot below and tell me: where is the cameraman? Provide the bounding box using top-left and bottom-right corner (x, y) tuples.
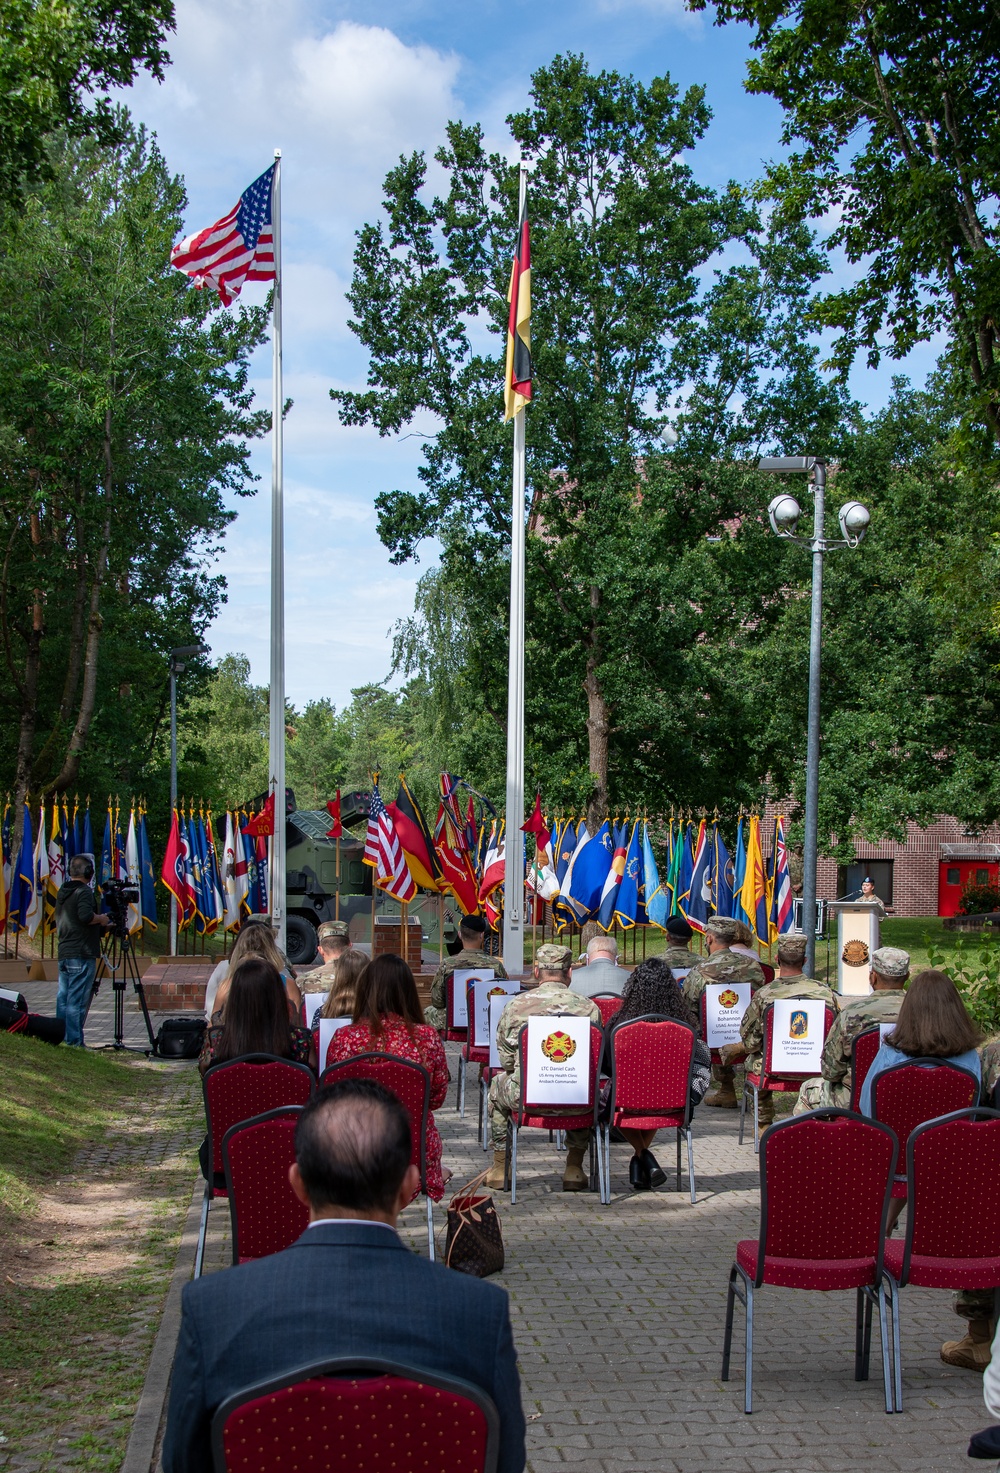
(56, 855), (112, 1047)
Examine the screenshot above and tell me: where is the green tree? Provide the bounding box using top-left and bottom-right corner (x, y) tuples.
(286, 699), (345, 810)
(0, 0), (174, 201)
(695, 0), (1000, 440)
(336, 53), (844, 821)
(176, 654), (268, 807)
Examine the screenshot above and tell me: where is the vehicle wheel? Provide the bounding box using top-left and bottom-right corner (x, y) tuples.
(285, 915), (318, 967)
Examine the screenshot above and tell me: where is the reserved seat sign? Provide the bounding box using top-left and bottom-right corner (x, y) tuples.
(524, 1015), (591, 1106)
(704, 982), (751, 1048)
(770, 998), (826, 1074)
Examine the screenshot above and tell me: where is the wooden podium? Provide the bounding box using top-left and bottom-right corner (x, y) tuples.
(827, 899), (885, 996)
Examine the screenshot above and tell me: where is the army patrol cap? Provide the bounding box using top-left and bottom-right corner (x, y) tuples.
(706, 917), (741, 943)
(317, 920), (350, 942)
(776, 934), (807, 966)
(665, 915), (694, 941)
(535, 942), (573, 970)
(872, 945), (909, 979)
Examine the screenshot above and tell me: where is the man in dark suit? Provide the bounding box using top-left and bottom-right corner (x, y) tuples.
(163, 1079), (526, 1473)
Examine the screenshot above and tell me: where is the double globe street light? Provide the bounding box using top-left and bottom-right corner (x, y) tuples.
(759, 456), (871, 976)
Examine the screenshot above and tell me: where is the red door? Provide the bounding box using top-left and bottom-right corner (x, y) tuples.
(938, 860), (1000, 916)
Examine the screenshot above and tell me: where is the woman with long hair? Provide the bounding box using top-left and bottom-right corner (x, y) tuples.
(611, 957), (711, 1191)
(860, 969), (982, 1115)
(199, 958), (316, 1075)
(204, 920), (301, 1020)
(326, 954), (451, 1199)
(318, 949), (368, 1021)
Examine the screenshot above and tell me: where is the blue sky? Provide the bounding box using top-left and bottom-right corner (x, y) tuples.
(121, 0), (934, 709)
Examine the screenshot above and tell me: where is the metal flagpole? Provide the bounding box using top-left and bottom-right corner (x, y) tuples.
(267, 148), (286, 955)
(502, 163), (528, 979)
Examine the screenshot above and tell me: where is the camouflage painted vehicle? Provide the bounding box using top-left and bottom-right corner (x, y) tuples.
(282, 791), (458, 965)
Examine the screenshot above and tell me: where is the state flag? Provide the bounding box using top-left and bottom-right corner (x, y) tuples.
(504, 191), (532, 421)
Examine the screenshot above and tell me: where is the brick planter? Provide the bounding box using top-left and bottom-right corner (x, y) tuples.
(141, 961), (215, 1013)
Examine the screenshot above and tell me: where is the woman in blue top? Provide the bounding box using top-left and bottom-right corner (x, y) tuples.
(860, 969), (982, 1116)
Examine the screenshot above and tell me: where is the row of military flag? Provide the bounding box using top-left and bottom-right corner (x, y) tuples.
(0, 799), (159, 938)
(361, 774), (794, 946)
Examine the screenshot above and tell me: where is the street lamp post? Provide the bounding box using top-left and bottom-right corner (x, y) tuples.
(168, 644), (209, 957)
(759, 456), (870, 977)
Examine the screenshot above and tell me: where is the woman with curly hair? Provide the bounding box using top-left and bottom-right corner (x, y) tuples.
(612, 957), (711, 1190)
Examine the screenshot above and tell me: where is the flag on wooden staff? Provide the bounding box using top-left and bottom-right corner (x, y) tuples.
(503, 192), (532, 421)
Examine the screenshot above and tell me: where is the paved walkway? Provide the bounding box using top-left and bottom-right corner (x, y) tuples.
(193, 1041), (988, 1473)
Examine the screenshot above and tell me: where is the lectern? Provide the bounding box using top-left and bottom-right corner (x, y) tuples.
(826, 899), (885, 996)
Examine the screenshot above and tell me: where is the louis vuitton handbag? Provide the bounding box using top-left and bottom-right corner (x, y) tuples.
(443, 1169), (505, 1278)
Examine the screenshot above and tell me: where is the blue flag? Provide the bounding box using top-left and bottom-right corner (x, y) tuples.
(732, 818), (747, 921)
(598, 821), (628, 931)
(552, 821), (586, 931)
(642, 824), (667, 929)
(9, 804), (34, 932)
(713, 827), (733, 919)
(566, 820), (612, 923)
(683, 822), (712, 932)
(99, 809), (114, 912)
(676, 823), (695, 916)
(138, 811), (158, 927)
(613, 821), (641, 929)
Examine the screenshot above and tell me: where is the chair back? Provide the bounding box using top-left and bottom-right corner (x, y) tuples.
(759, 963), (775, 986)
(222, 1107), (309, 1264)
(761, 1002), (837, 1083)
(897, 1108), (1000, 1283)
(871, 1059), (980, 1171)
(203, 1055), (316, 1188)
(211, 1357), (500, 1473)
(321, 1054), (431, 1190)
(517, 1021), (603, 1118)
(444, 971), (469, 1040)
(608, 1015), (695, 1123)
(754, 1112), (898, 1284)
(849, 1026), (882, 1113)
(592, 993), (624, 1028)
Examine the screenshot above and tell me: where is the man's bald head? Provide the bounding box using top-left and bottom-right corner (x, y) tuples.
(294, 1079), (412, 1216)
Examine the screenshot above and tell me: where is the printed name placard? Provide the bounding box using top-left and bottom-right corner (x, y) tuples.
(704, 982), (752, 1048)
(769, 998), (826, 1073)
(303, 993), (329, 1029)
(524, 1014), (591, 1106)
(672, 967), (692, 984)
(318, 1015), (351, 1070)
(489, 993), (514, 1068)
(450, 969), (494, 1028)
(879, 1022), (896, 1043)
(473, 976), (520, 1046)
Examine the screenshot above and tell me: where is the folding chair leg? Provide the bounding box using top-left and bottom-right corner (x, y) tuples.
(601, 1123), (611, 1204)
(887, 1276), (902, 1412)
(510, 1126), (518, 1205)
(738, 1084), (748, 1146)
(752, 1084), (761, 1154)
(744, 1280), (754, 1413)
(676, 1128), (682, 1191)
(426, 1194), (435, 1261)
(479, 1077), (489, 1151)
(721, 1269), (737, 1381)
(458, 1055), (466, 1117)
(722, 1264), (755, 1414)
(588, 1135), (597, 1192)
(685, 1127), (696, 1205)
(193, 1185), (210, 1280)
(876, 1281), (893, 1415)
(503, 1125), (512, 1193)
(854, 1288), (866, 1381)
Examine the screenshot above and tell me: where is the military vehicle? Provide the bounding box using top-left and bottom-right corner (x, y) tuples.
(282, 789), (458, 965)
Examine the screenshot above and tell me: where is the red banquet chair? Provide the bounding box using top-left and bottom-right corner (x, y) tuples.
(321, 1055), (436, 1259)
(210, 1357), (500, 1473)
(591, 993), (624, 1029)
(883, 1108), (1000, 1411)
(197, 1055), (316, 1278)
(503, 1022), (603, 1204)
(600, 1015), (698, 1204)
(222, 1107), (309, 1265)
(722, 1110), (898, 1415)
(871, 1058), (980, 1199)
(849, 1026), (883, 1113)
(739, 1002), (837, 1152)
(758, 963), (775, 987)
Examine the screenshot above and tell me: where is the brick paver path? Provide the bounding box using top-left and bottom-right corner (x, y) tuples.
(195, 1043), (987, 1472)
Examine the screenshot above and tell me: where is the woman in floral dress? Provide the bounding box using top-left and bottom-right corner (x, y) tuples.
(326, 953), (451, 1199)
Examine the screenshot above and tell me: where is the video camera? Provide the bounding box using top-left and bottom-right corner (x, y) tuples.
(101, 878), (139, 939)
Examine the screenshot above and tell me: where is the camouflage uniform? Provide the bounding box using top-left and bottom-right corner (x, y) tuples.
(793, 988), (905, 1114)
(488, 981), (600, 1151)
(298, 958), (342, 993)
(737, 974), (839, 1123)
(661, 944), (698, 976)
(684, 944), (766, 1102)
(425, 948), (508, 1032)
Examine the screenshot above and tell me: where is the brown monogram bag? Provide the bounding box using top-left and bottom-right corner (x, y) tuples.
(443, 1169), (505, 1278)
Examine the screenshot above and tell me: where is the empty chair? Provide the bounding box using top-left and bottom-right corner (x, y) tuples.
(211, 1357), (501, 1473)
(882, 1108), (1000, 1411)
(222, 1106), (309, 1265)
(197, 1055), (315, 1277)
(600, 1014), (698, 1203)
(722, 1111), (898, 1414)
(849, 1026), (883, 1113)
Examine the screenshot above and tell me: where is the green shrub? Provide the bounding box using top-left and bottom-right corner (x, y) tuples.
(957, 881), (1000, 916)
(926, 927), (1000, 1036)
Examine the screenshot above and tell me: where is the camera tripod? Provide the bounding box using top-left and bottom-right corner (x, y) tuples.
(95, 926), (157, 1053)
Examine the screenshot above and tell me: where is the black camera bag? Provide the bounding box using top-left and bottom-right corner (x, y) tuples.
(155, 1016), (206, 1059)
(0, 994), (65, 1045)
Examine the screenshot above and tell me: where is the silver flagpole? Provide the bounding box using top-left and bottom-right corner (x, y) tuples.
(502, 164), (527, 978)
(268, 148), (286, 954)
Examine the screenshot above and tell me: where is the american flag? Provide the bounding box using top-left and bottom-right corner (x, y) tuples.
(170, 164), (276, 307)
(363, 785), (415, 902)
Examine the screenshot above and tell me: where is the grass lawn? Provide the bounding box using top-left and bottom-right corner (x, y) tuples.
(0, 1035), (201, 1470)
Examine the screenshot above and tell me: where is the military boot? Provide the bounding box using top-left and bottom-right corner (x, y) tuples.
(940, 1318), (995, 1371)
(485, 1150), (507, 1191)
(704, 1065), (738, 1109)
(562, 1145), (589, 1192)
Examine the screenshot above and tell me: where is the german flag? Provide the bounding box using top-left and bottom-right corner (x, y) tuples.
(387, 776), (441, 891)
(503, 191), (531, 421)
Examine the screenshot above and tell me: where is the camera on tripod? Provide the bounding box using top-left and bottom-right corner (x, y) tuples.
(101, 878), (139, 939)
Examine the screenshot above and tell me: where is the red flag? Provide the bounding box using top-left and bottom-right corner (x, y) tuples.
(160, 809), (186, 911)
(521, 791), (548, 842)
(326, 789), (343, 840)
(243, 792), (275, 838)
(433, 776), (480, 916)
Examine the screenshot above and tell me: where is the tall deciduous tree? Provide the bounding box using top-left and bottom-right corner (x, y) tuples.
(335, 54), (843, 821)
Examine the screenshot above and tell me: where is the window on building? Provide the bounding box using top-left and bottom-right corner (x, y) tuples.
(977, 867), (991, 885)
(836, 860), (894, 907)
(946, 867), (961, 885)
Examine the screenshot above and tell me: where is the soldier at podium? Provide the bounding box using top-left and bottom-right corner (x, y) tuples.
(793, 946), (910, 1114)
